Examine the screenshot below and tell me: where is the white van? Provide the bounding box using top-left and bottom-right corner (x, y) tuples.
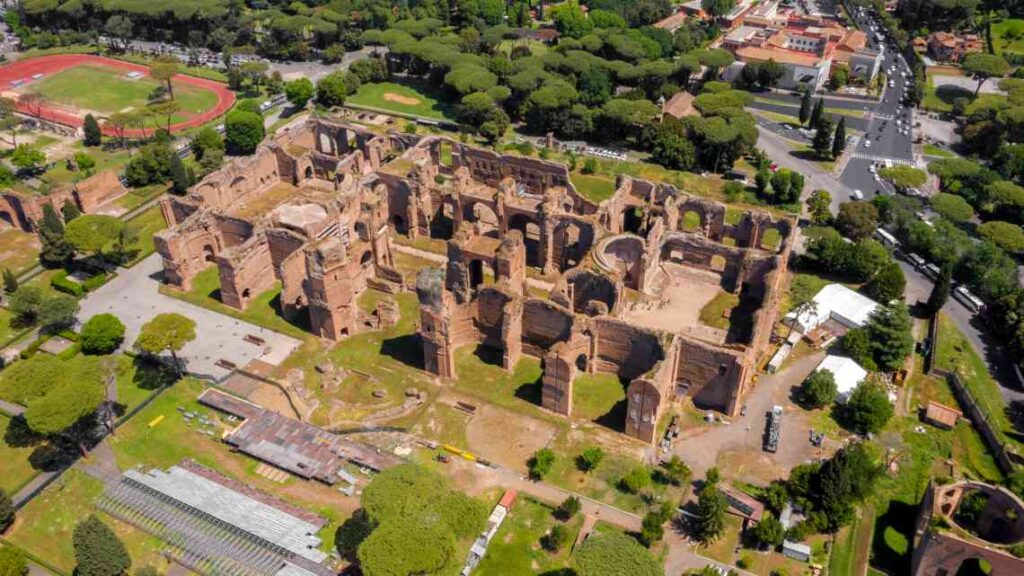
(874, 228), (899, 249)
(954, 286), (985, 314)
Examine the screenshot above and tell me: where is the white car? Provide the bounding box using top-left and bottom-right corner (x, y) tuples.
(865, 140), (871, 148)
(853, 189), (865, 200)
(869, 164), (877, 173)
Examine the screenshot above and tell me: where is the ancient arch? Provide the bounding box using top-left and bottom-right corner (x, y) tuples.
(598, 234), (645, 289)
(466, 202), (500, 238)
(507, 213), (541, 268)
(622, 205), (645, 235)
(0, 210), (14, 228)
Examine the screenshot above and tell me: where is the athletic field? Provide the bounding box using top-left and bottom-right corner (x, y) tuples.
(347, 81), (453, 120)
(0, 54), (234, 135)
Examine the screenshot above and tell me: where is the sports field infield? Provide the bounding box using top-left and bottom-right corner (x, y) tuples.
(27, 63), (218, 123)
(347, 81), (453, 120)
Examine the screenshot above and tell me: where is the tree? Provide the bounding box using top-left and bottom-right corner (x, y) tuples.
(978, 221), (1024, 254)
(575, 531), (661, 576)
(931, 192), (974, 222)
(81, 314), (126, 355)
(105, 111), (141, 148)
(73, 515), (131, 576)
(73, 153), (95, 177)
(104, 15), (133, 51)
(316, 71), (351, 107)
(755, 166), (770, 196)
(832, 117), (846, 158)
(807, 189), (832, 224)
(11, 145), (45, 173)
(927, 265), (953, 314)
(661, 455), (691, 486)
(865, 261), (906, 303)
(694, 483), (727, 542)
(962, 53), (1011, 96)
(528, 447), (555, 480)
(556, 495), (581, 520)
(285, 78), (314, 108)
(190, 127), (224, 162)
(552, 0), (593, 38)
(150, 61), (178, 100)
(3, 268), (17, 294)
(757, 59), (785, 89)
(843, 328), (875, 369)
(224, 110), (264, 156)
(639, 509), (666, 547)
(836, 201), (879, 240)
(750, 513), (785, 548)
(702, 0), (738, 19)
(843, 380), (894, 434)
(21, 357), (106, 455)
(134, 313), (196, 375)
(0, 97), (20, 149)
(169, 153), (189, 195)
(39, 295), (79, 333)
(0, 544), (27, 576)
(799, 87), (812, 125)
(620, 466), (652, 494)
(9, 286), (44, 325)
(83, 114), (102, 146)
(240, 62), (270, 89)
(0, 489), (13, 534)
(866, 303), (914, 371)
(65, 215), (125, 261)
(577, 446), (605, 473)
(542, 523), (571, 552)
(809, 98), (829, 129)
(812, 117), (834, 159)
(147, 100), (180, 135)
(801, 369), (837, 408)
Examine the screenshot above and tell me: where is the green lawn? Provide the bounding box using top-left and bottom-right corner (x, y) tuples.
(922, 75), (974, 113)
(699, 291), (740, 330)
(451, 346), (545, 415)
(934, 313), (1022, 450)
(113, 354), (177, 416)
(29, 64), (220, 122)
(571, 372), (626, 423)
(0, 228), (40, 275)
(992, 18), (1024, 54)
(571, 171), (618, 203)
(118, 183), (167, 211)
(39, 144), (132, 187)
(0, 414), (40, 494)
(347, 81), (453, 120)
(474, 497), (581, 576)
(122, 204), (168, 265)
(923, 144), (957, 158)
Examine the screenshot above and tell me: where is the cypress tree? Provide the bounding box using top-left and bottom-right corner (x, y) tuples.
(832, 116), (847, 158)
(809, 98), (825, 129)
(2, 268), (17, 294)
(83, 114), (102, 146)
(798, 87), (813, 125)
(927, 265), (953, 314)
(41, 203), (64, 236)
(62, 198), (81, 222)
(0, 488), (13, 532)
(73, 515), (131, 576)
(169, 153), (189, 195)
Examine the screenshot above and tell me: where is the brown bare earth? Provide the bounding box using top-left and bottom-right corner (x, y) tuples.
(383, 92), (421, 106)
(466, 402), (559, 471)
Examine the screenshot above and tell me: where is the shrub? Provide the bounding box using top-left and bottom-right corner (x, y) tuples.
(81, 314), (126, 355)
(51, 271), (85, 296)
(528, 448), (555, 480)
(556, 495), (581, 520)
(577, 446), (605, 472)
(541, 523), (570, 552)
(619, 467), (652, 494)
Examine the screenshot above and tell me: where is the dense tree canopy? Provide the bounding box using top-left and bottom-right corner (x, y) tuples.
(575, 531), (662, 576)
(73, 516), (130, 576)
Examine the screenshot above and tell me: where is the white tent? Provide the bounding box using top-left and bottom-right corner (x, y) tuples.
(815, 355), (869, 404)
(787, 284), (880, 333)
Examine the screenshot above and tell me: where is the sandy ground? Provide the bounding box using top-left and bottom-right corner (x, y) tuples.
(465, 402), (559, 472)
(622, 264), (727, 343)
(674, 350), (843, 485)
(383, 92), (421, 106)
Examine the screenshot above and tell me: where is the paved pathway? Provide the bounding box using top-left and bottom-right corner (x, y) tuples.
(0, 398), (25, 416)
(77, 254), (301, 380)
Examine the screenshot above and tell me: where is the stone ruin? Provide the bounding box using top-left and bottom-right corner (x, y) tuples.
(912, 480), (1024, 575)
(155, 120), (794, 444)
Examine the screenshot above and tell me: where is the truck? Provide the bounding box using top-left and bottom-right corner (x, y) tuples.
(764, 405), (783, 453)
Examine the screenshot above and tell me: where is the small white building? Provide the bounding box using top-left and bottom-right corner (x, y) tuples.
(815, 355), (869, 404)
(787, 284), (880, 333)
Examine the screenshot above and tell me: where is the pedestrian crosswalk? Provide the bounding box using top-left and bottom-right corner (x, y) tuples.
(850, 153), (916, 166)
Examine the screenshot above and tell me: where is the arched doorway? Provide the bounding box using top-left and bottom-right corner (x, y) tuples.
(203, 244), (216, 263)
(390, 214), (406, 234)
(304, 165), (314, 180)
(681, 210), (702, 233)
(623, 206), (644, 235)
(0, 210), (14, 229)
(556, 221), (585, 271)
(469, 202), (500, 238)
(360, 250), (373, 268)
(508, 213), (541, 267)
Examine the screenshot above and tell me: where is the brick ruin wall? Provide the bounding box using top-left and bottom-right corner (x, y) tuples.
(0, 171), (128, 232)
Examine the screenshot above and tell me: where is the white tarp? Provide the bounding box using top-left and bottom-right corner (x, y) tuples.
(816, 355), (869, 403)
(788, 284), (880, 333)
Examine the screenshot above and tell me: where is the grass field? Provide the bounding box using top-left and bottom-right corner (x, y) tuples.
(699, 291), (740, 330)
(0, 227), (41, 274)
(122, 204), (168, 266)
(922, 75), (974, 113)
(0, 414), (40, 494)
(571, 372), (626, 423)
(29, 64), (219, 123)
(347, 81), (453, 120)
(473, 497), (580, 576)
(923, 143), (957, 158)
(571, 171), (617, 203)
(992, 18), (1024, 54)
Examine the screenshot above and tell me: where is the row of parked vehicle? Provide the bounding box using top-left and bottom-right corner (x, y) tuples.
(874, 228), (985, 313)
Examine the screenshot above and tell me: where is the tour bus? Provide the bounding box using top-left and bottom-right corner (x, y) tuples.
(954, 286), (985, 314)
(873, 228), (899, 249)
(923, 263), (941, 281)
(905, 253), (926, 270)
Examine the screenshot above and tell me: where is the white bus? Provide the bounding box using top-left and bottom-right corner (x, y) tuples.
(954, 286), (985, 314)
(874, 228), (899, 249)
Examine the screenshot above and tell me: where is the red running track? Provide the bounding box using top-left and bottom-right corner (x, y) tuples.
(0, 54), (235, 137)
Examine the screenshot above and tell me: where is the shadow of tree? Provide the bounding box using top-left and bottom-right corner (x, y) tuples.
(870, 501), (916, 575)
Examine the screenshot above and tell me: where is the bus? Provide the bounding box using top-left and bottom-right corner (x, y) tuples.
(954, 286), (985, 314)
(874, 228), (899, 249)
